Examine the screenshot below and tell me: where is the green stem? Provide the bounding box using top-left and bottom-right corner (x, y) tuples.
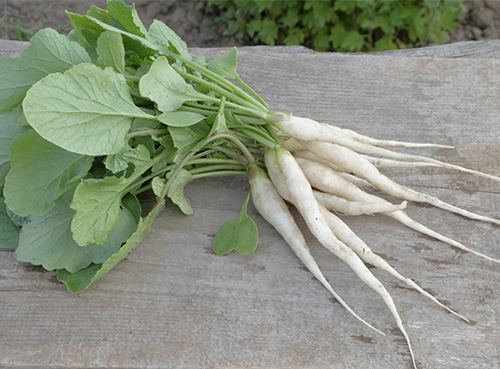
(126, 129), (169, 140)
(124, 74), (141, 82)
(236, 77), (270, 111)
(175, 68), (269, 118)
(166, 50), (269, 112)
(189, 163), (246, 175)
(206, 133), (256, 165)
(236, 126), (278, 149)
(188, 157), (242, 166)
(211, 145), (248, 165)
(192, 170), (247, 180)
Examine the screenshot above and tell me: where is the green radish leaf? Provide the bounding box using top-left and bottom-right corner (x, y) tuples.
(4, 130), (94, 217)
(148, 20), (192, 60)
(212, 192), (258, 255)
(88, 16), (159, 51)
(96, 31), (126, 73)
(139, 56), (207, 113)
(121, 192), (142, 223)
(151, 176), (166, 198)
(58, 205), (159, 293)
(23, 63), (155, 156)
(169, 122), (210, 163)
(87, 5), (113, 25)
(6, 206), (27, 228)
(158, 111), (206, 127)
(70, 145), (153, 246)
(0, 28), (91, 113)
(104, 148), (129, 174)
(122, 141), (156, 169)
(0, 197), (20, 249)
(15, 108), (30, 130)
(166, 169), (194, 215)
(207, 47), (239, 79)
(107, 0), (148, 38)
(56, 263), (103, 293)
(0, 107), (23, 188)
(70, 176), (126, 246)
(14, 192), (137, 272)
(83, 14), (156, 60)
(66, 9), (107, 48)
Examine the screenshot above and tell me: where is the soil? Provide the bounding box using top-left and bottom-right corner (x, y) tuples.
(1, 0), (500, 48)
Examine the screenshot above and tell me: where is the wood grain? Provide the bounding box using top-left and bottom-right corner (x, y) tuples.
(1, 40), (499, 369)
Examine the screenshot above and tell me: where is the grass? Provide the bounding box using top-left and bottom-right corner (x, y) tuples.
(2, 0), (67, 41)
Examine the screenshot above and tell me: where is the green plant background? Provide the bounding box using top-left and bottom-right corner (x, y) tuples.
(199, 0), (465, 52)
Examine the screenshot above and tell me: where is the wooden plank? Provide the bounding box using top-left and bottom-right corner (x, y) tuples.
(0, 39), (29, 61)
(367, 39), (500, 59)
(1, 41), (500, 369)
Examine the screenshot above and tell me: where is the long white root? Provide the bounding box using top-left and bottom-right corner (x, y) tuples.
(248, 164), (384, 335)
(273, 147), (417, 368)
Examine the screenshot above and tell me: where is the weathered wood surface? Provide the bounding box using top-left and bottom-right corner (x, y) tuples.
(1, 40), (500, 369)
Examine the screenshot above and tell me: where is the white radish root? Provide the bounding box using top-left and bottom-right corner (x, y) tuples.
(359, 155), (441, 169)
(265, 112), (500, 368)
(272, 114), (500, 183)
(297, 157), (500, 264)
(301, 140), (500, 226)
(319, 122), (455, 148)
(313, 190), (407, 216)
(318, 203), (469, 322)
(248, 164), (384, 335)
(272, 147), (417, 369)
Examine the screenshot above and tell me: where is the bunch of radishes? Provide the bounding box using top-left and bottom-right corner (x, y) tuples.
(2, 2), (499, 367)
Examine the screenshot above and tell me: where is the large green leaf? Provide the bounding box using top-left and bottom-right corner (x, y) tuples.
(139, 56), (207, 112)
(56, 263), (103, 293)
(0, 28), (91, 113)
(4, 130), (94, 217)
(14, 193), (137, 273)
(0, 107), (23, 188)
(70, 176), (126, 246)
(0, 197), (20, 249)
(23, 63), (155, 156)
(57, 205), (157, 293)
(70, 145), (154, 246)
